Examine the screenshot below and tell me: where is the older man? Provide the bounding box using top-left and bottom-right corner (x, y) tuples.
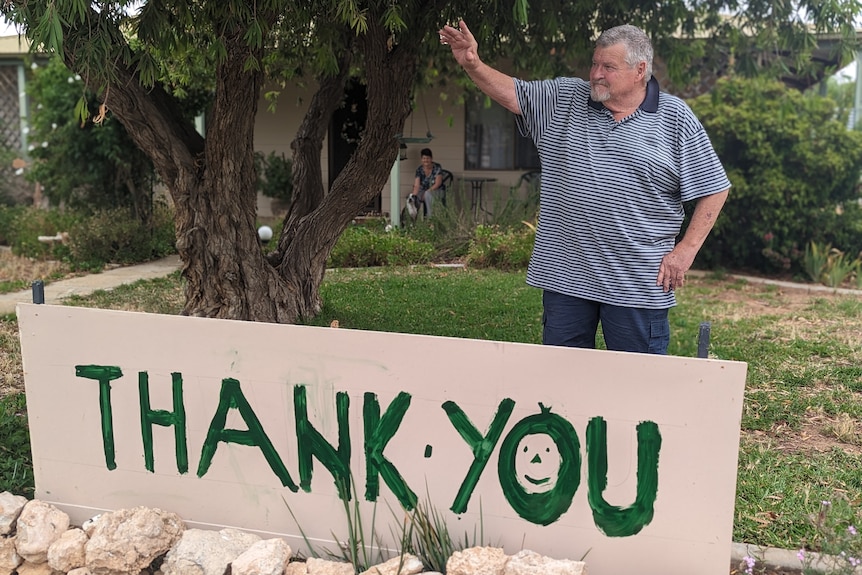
(439, 21), (729, 354)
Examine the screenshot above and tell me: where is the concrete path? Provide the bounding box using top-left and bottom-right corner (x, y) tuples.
(0, 254), (181, 315)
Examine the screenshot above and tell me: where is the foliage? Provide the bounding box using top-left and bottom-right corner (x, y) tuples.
(67, 202), (176, 269)
(0, 394), (33, 498)
(1, 204), (176, 269)
(0, 147), (24, 207)
(804, 241), (834, 284)
(397, 490), (484, 572)
(328, 226), (434, 268)
(4, 206), (85, 260)
(255, 151), (293, 202)
(0, 205), (23, 245)
(466, 222), (535, 271)
(25, 56), (156, 219)
(799, 499), (862, 575)
(690, 77), (862, 275)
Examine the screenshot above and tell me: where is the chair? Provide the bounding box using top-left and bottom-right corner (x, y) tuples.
(439, 169), (453, 207)
(512, 170), (541, 194)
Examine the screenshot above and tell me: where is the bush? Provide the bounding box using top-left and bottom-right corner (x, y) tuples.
(328, 225), (434, 268)
(25, 57), (156, 217)
(5, 207), (85, 260)
(466, 223), (536, 270)
(67, 202), (176, 269)
(689, 77), (862, 274)
(255, 151), (293, 202)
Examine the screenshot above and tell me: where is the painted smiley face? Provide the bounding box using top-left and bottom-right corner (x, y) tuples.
(514, 433), (562, 493)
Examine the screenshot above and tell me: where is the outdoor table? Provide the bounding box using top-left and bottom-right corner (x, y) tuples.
(462, 176), (497, 219)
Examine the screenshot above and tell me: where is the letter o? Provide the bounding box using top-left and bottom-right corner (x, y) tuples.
(497, 408), (580, 525)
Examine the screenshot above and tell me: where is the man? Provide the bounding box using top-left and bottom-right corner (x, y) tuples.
(439, 21), (729, 355)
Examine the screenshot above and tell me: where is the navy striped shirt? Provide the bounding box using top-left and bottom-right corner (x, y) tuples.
(514, 76), (730, 309)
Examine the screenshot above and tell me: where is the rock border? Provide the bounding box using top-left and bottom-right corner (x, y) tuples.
(0, 494), (587, 575)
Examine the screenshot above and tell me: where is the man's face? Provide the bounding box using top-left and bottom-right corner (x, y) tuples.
(589, 44), (644, 104)
(420, 155), (433, 168)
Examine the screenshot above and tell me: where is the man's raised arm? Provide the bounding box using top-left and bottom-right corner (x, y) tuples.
(438, 20), (521, 115)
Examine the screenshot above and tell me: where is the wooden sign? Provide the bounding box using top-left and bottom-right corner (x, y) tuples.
(17, 303), (747, 574)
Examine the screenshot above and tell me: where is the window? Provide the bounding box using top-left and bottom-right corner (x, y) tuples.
(464, 93), (540, 170)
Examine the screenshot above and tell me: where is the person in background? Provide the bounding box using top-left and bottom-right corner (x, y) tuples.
(438, 20), (729, 355)
(410, 148), (445, 218)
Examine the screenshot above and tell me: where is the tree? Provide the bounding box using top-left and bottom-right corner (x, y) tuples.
(26, 56), (156, 221)
(1, 0), (859, 323)
(690, 77), (862, 273)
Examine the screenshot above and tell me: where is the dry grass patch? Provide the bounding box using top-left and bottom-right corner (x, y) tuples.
(0, 319), (23, 396)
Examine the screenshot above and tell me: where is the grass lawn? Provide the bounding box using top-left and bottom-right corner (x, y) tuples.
(2, 265), (861, 554)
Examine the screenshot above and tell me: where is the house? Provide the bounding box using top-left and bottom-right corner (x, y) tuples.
(252, 78), (540, 223)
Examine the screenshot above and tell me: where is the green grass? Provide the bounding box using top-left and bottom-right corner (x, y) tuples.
(0, 394), (34, 497)
(2, 266), (862, 554)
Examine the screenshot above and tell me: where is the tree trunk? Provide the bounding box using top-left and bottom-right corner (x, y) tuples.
(59, 6), (427, 325)
(271, 20), (420, 321)
(67, 26), (299, 322)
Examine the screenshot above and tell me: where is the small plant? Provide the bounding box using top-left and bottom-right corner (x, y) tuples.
(824, 248), (856, 288)
(799, 499), (862, 575)
(804, 241), (832, 284)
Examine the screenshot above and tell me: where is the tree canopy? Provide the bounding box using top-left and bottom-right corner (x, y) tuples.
(1, 0), (860, 322)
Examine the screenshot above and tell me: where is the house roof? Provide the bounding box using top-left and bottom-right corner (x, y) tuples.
(0, 34), (31, 58)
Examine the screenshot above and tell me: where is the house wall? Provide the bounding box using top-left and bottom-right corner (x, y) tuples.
(252, 80), (530, 220)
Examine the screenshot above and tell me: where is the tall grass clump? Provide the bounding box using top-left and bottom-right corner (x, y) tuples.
(0, 394), (33, 497)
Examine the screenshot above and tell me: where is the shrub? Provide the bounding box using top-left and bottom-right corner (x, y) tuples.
(25, 57), (156, 217)
(689, 77), (862, 274)
(466, 223), (536, 271)
(255, 151), (293, 203)
(328, 225), (434, 268)
(67, 202), (176, 269)
(5, 207), (85, 260)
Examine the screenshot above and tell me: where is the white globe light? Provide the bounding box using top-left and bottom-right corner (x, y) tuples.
(258, 225), (273, 242)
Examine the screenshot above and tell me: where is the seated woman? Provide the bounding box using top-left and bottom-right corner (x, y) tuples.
(410, 148), (445, 218)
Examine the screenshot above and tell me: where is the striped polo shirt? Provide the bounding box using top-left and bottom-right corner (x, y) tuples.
(514, 76), (730, 309)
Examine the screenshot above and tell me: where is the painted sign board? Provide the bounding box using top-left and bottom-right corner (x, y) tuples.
(17, 303), (747, 574)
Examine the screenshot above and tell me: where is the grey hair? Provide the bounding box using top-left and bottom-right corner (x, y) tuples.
(596, 24), (653, 82)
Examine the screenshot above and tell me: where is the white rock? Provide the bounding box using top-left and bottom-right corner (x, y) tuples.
(0, 536), (23, 575)
(446, 546), (508, 575)
(67, 569), (92, 575)
(15, 560), (57, 575)
(47, 527), (88, 572)
(230, 538), (291, 575)
(0, 492), (28, 535)
(285, 560), (308, 574)
(359, 553), (424, 575)
(305, 556), (355, 575)
(14, 500), (70, 563)
(84, 507), (184, 575)
(160, 528), (260, 575)
(502, 549), (587, 575)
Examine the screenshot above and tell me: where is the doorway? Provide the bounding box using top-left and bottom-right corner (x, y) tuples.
(329, 79), (379, 214)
